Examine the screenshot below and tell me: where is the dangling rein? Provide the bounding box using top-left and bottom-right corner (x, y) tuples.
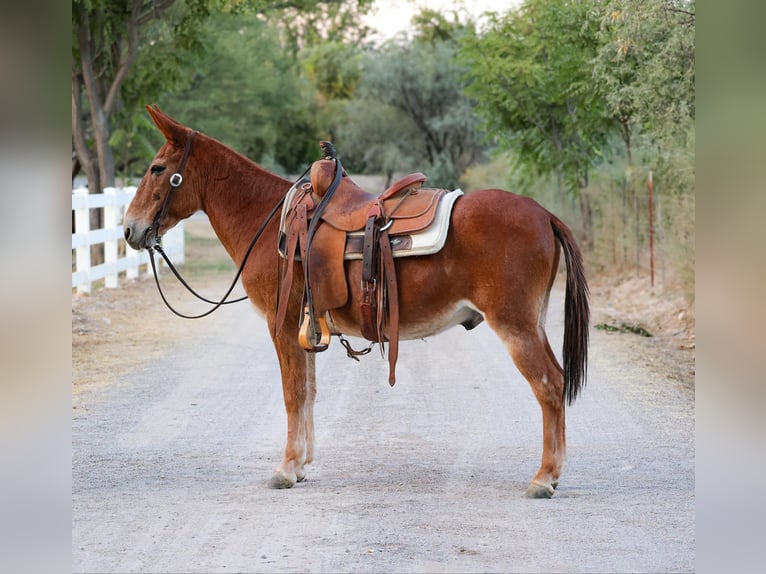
(147, 195), (285, 319)
(146, 129), (304, 318)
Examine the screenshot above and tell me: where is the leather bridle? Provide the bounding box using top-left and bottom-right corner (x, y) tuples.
(145, 129), (293, 319)
(148, 129), (196, 249)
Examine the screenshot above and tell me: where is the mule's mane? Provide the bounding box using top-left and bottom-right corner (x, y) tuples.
(188, 130), (293, 268)
(194, 129), (291, 189)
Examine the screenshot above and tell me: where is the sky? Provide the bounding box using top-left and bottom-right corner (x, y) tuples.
(362, 0), (521, 42)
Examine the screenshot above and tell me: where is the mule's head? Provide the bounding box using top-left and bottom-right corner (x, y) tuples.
(123, 105), (203, 250)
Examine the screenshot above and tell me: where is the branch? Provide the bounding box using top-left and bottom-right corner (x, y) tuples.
(72, 70), (93, 178)
(77, 8), (103, 119)
(104, 0), (145, 114)
(105, 0), (179, 113)
(666, 7), (695, 18)
(665, 6), (695, 26)
(136, 0), (176, 27)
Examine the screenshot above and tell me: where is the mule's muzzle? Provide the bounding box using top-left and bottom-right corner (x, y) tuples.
(123, 219), (153, 251)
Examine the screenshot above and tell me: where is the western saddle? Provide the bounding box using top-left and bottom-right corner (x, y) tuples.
(276, 142), (449, 385)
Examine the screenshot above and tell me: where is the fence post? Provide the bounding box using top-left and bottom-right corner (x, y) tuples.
(648, 171), (655, 288)
(104, 188), (119, 288)
(163, 222), (185, 266)
(72, 186), (185, 291)
(124, 187), (141, 280)
(74, 188), (91, 294)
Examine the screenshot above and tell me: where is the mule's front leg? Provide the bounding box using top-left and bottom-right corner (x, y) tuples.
(269, 332), (316, 489)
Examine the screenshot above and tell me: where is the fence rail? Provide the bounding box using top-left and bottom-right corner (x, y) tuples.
(71, 187), (184, 293)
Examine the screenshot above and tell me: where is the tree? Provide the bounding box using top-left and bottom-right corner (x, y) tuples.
(302, 41), (363, 103)
(593, 0), (695, 188)
(461, 0), (614, 243)
(594, 1), (695, 149)
(330, 11), (485, 189)
(72, 0), (211, 192)
(160, 12), (320, 173)
(275, 0), (373, 50)
(463, 0), (613, 189)
(72, 0), (373, 192)
(591, 0), (695, 282)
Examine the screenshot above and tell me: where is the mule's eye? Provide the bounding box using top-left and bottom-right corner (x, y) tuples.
(150, 165), (166, 175)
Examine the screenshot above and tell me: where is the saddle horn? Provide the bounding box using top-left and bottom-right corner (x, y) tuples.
(319, 141), (337, 160)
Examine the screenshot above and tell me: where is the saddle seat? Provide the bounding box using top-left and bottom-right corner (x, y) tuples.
(310, 159), (431, 232)
(276, 154), (452, 385)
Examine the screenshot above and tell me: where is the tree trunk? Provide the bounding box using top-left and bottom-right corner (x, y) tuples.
(578, 188), (593, 251)
(92, 107), (116, 189)
(621, 116), (632, 166)
(72, 73), (100, 193)
(73, 0), (180, 266)
(75, 7), (112, 264)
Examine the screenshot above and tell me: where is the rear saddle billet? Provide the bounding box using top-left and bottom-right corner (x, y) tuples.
(276, 141), (459, 385)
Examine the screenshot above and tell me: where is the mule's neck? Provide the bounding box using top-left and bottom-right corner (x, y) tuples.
(196, 136), (292, 266)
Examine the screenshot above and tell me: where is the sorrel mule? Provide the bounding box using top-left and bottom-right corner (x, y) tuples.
(124, 106), (589, 498)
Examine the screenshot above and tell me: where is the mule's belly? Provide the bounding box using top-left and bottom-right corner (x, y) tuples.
(398, 301), (484, 339)
(327, 299), (484, 341)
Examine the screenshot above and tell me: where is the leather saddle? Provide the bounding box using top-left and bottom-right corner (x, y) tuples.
(276, 142), (449, 385)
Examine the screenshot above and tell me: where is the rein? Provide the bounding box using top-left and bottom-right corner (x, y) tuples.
(148, 195), (285, 319)
(147, 128), (305, 319)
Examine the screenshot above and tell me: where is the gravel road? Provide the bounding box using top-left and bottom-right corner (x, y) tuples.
(72, 281), (694, 573)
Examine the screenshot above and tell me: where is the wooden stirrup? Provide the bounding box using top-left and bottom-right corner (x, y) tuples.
(298, 306), (331, 352)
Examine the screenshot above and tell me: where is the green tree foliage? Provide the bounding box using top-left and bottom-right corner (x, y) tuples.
(591, 0), (695, 288)
(273, 0), (373, 50)
(110, 1), (216, 181)
(158, 12), (318, 173)
(461, 0), (612, 196)
(72, 0), (372, 190)
(462, 0), (694, 291)
(593, 0), (695, 190)
(328, 10), (485, 189)
(72, 0), (210, 191)
(302, 41), (363, 103)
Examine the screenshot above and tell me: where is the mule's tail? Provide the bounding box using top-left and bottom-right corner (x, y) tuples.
(551, 217), (590, 406)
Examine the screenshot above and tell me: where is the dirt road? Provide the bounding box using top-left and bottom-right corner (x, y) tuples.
(72, 238), (694, 572)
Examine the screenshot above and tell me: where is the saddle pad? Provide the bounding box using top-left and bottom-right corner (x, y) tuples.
(343, 189), (463, 260)
(278, 177), (311, 238)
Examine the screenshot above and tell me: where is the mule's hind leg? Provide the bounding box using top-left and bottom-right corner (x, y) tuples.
(495, 323), (567, 498)
(269, 331), (316, 489)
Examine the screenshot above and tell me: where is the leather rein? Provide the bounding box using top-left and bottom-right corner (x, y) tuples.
(146, 129), (295, 319)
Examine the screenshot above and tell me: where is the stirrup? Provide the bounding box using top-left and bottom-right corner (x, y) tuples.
(298, 306), (331, 352)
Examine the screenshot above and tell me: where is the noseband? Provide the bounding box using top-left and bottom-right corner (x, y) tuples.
(149, 129), (196, 248)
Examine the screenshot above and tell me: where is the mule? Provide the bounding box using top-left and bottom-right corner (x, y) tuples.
(123, 105), (589, 498)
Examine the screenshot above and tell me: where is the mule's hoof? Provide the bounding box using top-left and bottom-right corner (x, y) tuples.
(269, 472), (296, 489)
(525, 481), (555, 499)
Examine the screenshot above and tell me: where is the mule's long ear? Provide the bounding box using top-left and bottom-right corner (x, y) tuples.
(145, 104), (187, 146)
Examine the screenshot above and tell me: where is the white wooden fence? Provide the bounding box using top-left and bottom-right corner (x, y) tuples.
(71, 187), (184, 293)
